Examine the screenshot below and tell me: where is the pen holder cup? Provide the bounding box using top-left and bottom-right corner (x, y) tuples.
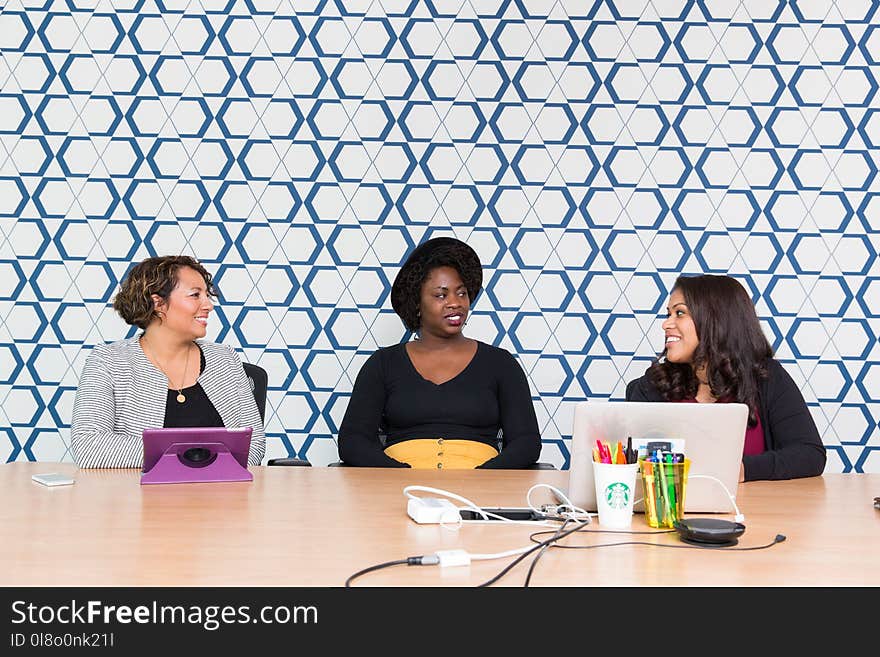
(639, 458), (690, 529)
(592, 461), (640, 529)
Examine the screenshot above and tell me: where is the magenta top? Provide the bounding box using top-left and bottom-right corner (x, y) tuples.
(742, 412), (765, 456)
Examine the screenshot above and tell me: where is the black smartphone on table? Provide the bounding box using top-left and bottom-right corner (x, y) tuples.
(459, 507), (545, 521)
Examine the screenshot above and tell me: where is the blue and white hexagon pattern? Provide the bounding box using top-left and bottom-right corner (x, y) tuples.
(1, 0), (878, 472)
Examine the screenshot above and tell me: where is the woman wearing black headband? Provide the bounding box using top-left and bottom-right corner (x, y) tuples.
(338, 236), (541, 469)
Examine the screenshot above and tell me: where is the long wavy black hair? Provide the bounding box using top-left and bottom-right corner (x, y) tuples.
(645, 274), (774, 425)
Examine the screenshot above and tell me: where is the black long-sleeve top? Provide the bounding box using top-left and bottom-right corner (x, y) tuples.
(338, 341), (541, 469)
(625, 358), (827, 481)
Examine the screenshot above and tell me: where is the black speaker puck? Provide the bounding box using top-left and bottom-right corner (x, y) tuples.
(679, 536), (739, 547)
(674, 518), (745, 546)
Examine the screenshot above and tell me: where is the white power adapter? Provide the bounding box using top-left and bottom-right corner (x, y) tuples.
(407, 497), (461, 524)
(434, 549), (470, 567)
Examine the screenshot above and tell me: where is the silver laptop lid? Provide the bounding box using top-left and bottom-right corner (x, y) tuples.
(567, 401), (748, 513)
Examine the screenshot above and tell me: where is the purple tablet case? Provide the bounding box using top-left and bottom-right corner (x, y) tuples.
(141, 427), (253, 485)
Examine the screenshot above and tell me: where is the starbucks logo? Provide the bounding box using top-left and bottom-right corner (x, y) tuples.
(604, 482), (631, 510)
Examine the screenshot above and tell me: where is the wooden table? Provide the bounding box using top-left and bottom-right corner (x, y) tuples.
(3, 463), (878, 586)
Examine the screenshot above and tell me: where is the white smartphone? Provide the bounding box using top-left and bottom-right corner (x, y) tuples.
(31, 473), (75, 487)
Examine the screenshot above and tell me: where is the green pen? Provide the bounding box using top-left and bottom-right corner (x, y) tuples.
(655, 454), (670, 526)
(664, 453), (678, 521)
(672, 457), (683, 518)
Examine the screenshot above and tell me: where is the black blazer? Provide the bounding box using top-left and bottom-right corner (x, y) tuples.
(625, 359), (826, 481)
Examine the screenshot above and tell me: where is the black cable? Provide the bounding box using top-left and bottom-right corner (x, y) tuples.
(528, 530), (786, 552)
(345, 555), (439, 587)
(523, 519), (571, 587)
(529, 527), (676, 542)
(480, 522), (671, 587)
(522, 526), (676, 586)
(523, 542), (553, 588)
(515, 528), (784, 585)
(347, 531), (785, 587)
(345, 559), (409, 587)
(476, 519), (593, 587)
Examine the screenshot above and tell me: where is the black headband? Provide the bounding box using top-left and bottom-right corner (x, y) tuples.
(390, 237), (483, 318)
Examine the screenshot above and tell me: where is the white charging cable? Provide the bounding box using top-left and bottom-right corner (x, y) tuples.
(525, 483), (592, 523)
(402, 484), (592, 566)
(688, 474), (745, 522)
(403, 484), (564, 529)
(403, 485), (481, 515)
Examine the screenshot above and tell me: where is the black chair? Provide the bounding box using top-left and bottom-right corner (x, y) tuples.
(242, 362), (268, 421)
(242, 362), (310, 467)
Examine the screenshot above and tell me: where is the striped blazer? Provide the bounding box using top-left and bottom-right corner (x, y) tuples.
(71, 337), (266, 468)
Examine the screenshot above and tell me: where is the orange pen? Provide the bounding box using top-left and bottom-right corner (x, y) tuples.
(616, 441), (626, 464)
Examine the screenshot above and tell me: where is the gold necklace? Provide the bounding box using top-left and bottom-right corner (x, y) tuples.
(141, 337), (192, 403)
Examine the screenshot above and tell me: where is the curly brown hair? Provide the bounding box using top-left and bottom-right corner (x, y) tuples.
(645, 274), (774, 425)
(390, 237), (483, 332)
(113, 255), (216, 329)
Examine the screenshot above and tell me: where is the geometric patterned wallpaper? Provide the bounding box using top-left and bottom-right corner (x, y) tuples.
(1, 0), (878, 473)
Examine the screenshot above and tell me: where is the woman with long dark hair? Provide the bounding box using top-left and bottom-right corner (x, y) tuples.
(626, 274), (826, 482)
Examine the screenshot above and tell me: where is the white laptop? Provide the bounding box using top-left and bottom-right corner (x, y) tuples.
(566, 401), (748, 514)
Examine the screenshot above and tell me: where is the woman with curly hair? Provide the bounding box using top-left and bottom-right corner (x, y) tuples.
(625, 274), (826, 482)
(338, 236), (541, 468)
(71, 255), (265, 468)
